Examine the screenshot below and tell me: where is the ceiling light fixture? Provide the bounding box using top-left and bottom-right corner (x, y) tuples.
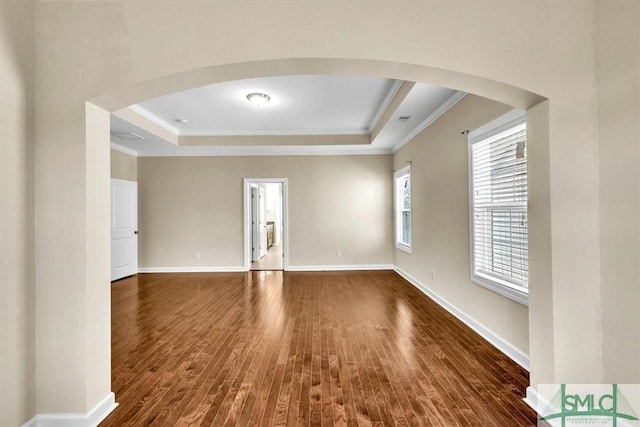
(174, 118), (188, 124)
(246, 92), (271, 107)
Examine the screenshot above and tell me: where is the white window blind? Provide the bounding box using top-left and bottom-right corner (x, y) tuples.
(469, 110), (528, 305)
(394, 166), (411, 253)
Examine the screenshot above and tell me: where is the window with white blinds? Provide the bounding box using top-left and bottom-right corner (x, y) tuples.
(468, 109), (528, 305)
(394, 165), (412, 253)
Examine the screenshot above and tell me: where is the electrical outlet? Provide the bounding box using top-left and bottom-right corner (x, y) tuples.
(195, 252), (201, 260)
(336, 250), (342, 258)
(431, 270), (435, 281)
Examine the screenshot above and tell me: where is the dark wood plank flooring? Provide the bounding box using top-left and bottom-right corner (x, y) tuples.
(102, 271), (537, 426)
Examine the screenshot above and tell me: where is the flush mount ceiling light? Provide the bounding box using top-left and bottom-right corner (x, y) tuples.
(174, 118), (188, 124)
(246, 92), (271, 107)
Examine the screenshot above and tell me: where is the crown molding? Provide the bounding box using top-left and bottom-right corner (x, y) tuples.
(178, 127), (369, 137)
(367, 79), (403, 133)
(178, 133), (369, 147)
(391, 91), (467, 153)
(135, 144), (393, 157)
(129, 105), (180, 135)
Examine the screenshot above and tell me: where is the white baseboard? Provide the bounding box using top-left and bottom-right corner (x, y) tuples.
(21, 392), (117, 427)
(524, 386), (545, 415)
(287, 264), (394, 272)
(393, 266), (530, 371)
(138, 266), (246, 273)
(140, 264), (394, 273)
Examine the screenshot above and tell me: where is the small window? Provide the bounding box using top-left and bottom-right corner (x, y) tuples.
(468, 109), (528, 305)
(394, 165), (412, 253)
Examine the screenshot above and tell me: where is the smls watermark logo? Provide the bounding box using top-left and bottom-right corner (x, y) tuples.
(538, 384), (640, 427)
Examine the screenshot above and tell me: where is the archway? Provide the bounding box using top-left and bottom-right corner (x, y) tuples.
(87, 57), (552, 418)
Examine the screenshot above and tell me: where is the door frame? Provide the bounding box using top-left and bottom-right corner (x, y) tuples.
(250, 185), (260, 262)
(243, 178), (289, 271)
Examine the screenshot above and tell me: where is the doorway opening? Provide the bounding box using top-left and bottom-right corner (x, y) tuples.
(244, 178), (288, 271)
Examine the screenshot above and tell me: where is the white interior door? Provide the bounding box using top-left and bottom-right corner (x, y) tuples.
(258, 186), (267, 258)
(111, 179), (138, 281)
(251, 186), (260, 262)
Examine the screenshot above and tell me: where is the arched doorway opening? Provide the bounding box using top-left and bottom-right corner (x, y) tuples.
(87, 57), (551, 420)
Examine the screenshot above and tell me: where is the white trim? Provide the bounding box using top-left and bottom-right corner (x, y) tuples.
(138, 266), (246, 273)
(395, 243), (412, 254)
(137, 265), (395, 273)
(368, 79), (404, 133)
(393, 266), (530, 371)
(179, 128), (370, 136)
(287, 264), (394, 271)
(135, 145), (393, 157)
(110, 142), (139, 157)
(391, 91), (467, 153)
(110, 177), (136, 185)
(523, 386), (546, 415)
(244, 178), (289, 271)
(21, 392), (117, 427)
(468, 107), (526, 143)
(467, 108), (529, 306)
(394, 165), (412, 252)
(129, 105), (180, 134)
(471, 274), (529, 306)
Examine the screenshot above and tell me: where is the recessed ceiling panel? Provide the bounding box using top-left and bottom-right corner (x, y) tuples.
(137, 75), (398, 135)
(371, 83), (460, 149)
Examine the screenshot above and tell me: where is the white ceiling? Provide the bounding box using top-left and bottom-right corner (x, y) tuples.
(137, 75), (398, 135)
(111, 74), (465, 156)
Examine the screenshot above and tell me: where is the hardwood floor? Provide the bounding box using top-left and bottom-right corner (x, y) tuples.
(103, 271), (537, 426)
(251, 244), (283, 271)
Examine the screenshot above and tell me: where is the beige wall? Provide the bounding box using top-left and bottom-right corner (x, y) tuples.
(596, 1), (640, 383)
(0, 0), (36, 425)
(110, 149), (137, 181)
(526, 101), (555, 387)
(20, 0), (639, 417)
(138, 156), (394, 268)
(393, 96), (531, 353)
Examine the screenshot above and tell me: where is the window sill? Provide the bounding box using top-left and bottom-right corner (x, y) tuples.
(396, 243), (412, 254)
(471, 274), (528, 306)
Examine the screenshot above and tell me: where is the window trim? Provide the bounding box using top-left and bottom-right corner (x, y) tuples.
(468, 109), (529, 306)
(394, 165), (412, 254)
